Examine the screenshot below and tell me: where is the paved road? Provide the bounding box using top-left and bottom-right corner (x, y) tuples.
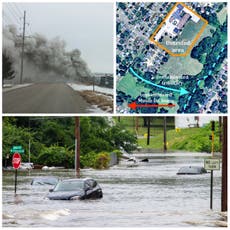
(3, 83), (91, 113)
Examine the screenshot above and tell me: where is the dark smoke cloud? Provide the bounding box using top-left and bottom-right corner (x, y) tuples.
(3, 25), (92, 83)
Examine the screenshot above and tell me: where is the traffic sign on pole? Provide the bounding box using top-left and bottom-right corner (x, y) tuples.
(12, 153), (21, 195)
(12, 153), (21, 169)
(204, 158), (220, 171)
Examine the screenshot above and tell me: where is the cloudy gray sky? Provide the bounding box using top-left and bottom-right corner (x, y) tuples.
(3, 3), (113, 73)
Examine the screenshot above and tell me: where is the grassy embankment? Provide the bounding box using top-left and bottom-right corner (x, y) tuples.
(114, 117), (175, 136)
(138, 126), (220, 153)
(115, 117), (220, 153)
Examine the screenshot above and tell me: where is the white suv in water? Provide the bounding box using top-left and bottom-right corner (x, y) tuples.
(19, 162), (34, 170)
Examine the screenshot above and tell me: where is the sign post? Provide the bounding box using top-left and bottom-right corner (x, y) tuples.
(210, 170), (213, 209)
(204, 158), (220, 209)
(205, 120), (219, 210)
(12, 153), (21, 195)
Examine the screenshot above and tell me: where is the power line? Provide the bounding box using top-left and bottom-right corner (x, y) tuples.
(4, 3), (21, 25)
(3, 12), (20, 29)
(2, 12), (16, 26)
(8, 2), (23, 19)
(28, 26), (33, 36)
(2, 16), (8, 27)
(2, 13), (9, 24)
(11, 2), (24, 17)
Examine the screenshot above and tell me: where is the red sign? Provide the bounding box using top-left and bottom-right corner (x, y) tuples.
(12, 153), (21, 169)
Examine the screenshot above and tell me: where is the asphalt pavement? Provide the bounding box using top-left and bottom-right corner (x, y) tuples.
(3, 83), (91, 113)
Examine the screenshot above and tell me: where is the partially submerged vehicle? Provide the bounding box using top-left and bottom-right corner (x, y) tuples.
(20, 162), (34, 170)
(47, 178), (103, 200)
(31, 177), (58, 186)
(177, 166), (207, 175)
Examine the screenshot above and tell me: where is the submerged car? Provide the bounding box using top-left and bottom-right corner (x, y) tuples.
(20, 162), (34, 170)
(31, 177), (58, 185)
(47, 178), (103, 200)
(177, 166), (207, 175)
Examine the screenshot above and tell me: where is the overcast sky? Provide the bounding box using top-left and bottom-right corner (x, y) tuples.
(3, 3), (113, 73)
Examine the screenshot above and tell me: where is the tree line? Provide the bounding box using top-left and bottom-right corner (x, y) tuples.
(3, 117), (137, 169)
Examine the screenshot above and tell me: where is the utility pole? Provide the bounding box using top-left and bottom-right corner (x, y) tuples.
(163, 117), (167, 152)
(75, 117), (80, 177)
(135, 117), (139, 132)
(219, 116), (222, 146)
(147, 117), (150, 145)
(221, 116), (227, 212)
(93, 75), (95, 92)
(135, 117), (139, 136)
(28, 139), (31, 164)
(210, 120), (215, 209)
(20, 11), (26, 84)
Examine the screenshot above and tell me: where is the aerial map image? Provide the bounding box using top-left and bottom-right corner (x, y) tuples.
(116, 2), (227, 114)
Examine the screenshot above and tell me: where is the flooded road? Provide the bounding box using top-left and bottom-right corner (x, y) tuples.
(3, 153), (223, 227)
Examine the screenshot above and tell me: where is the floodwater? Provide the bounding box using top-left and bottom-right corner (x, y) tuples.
(2, 153), (223, 227)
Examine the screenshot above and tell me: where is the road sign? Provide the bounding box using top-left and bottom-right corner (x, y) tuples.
(12, 145), (22, 150)
(204, 158), (220, 170)
(10, 149), (25, 153)
(10, 145), (24, 153)
(12, 153), (21, 169)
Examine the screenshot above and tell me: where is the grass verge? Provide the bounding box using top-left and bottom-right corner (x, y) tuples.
(138, 126), (220, 153)
(79, 90), (113, 113)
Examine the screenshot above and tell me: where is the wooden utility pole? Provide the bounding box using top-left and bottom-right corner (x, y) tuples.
(135, 117), (139, 131)
(210, 120), (215, 209)
(163, 117), (167, 152)
(135, 117), (139, 136)
(221, 116), (227, 211)
(219, 116), (222, 146)
(20, 11), (26, 84)
(93, 75), (95, 92)
(147, 117), (150, 145)
(75, 117), (80, 177)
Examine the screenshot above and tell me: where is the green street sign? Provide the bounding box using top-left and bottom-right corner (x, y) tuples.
(12, 146), (23, 150)
(10, 146), (24, 153)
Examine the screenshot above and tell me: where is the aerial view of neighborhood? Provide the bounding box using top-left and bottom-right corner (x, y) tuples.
(116, 2), (227, 113)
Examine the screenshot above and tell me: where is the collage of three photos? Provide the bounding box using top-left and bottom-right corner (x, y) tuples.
(2, 1), (228, 228)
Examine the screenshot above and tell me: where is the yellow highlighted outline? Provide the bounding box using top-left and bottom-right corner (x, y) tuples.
(149, 2), (208, 57)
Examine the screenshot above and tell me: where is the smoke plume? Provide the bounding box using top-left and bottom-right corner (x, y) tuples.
(3, 25), (92, 83)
